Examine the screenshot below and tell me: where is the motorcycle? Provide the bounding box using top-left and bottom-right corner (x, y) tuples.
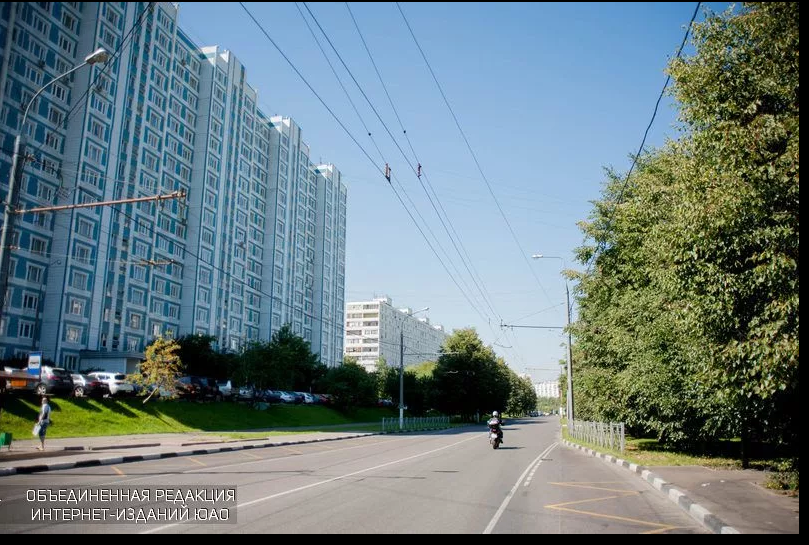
(488, 419), (502, 449)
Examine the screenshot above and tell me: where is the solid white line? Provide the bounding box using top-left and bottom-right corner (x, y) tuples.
(142, 434), (480, 534)
(0, 435), (418, 502)
(483, 442), (558, 534)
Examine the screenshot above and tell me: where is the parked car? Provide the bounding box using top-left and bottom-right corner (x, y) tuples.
(177, 376), (221, 401)
(217, 380), (234, 400)
(277, 391), (297, 403)
(236, 384), (257, 401)
(35, 366), (74, 396)
(88, 372), (135, 397)
(261, 390), (283, 404)
(71, 374), (110, 398)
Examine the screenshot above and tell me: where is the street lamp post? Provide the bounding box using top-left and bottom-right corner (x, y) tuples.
(399, 306), (429, 430)
(531, 254), (574, 423)
(0, 48), (110, 321)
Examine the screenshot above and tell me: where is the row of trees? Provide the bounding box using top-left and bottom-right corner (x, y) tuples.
(571, 3), (798, 458)
(137, 325), (539, 417)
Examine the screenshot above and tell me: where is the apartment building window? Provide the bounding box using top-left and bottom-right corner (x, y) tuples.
(73, 243), (92, 264)
(86, 142), (105, 165)
(127, 337), (141, 351)
(105, 6), (120, 28)
(18, 321), (35, 339)
(130, 288), (145, 306)
(59, 34), (75, 55)
(132, 265), (146, 282)
(30, 236), (47, 255)
(27, 264), (44, 283)
(133, 240), (149, 259)
(48, 106), (64, 126)
(61, 11), (76, 31)
(70, 298), (84, 316)
(45, 131), (62, 152)
(71, 271), (88, 290)
(129, 313), (142, 329)
(81, 167), (102, 188)
(65, 325), (82, 343)
(197, 230), (213, 248)
(22, 292), (39, 310)
(153, 278), (166, 294)
(36, 182), (54, 202)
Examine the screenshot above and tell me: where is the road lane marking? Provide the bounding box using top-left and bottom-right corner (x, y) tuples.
(187, 457), (207, 467)
(142, 434), (480, 534)
(0, 433), (447, 502)
(545, 482), (680, 533)
(111, 466), (125, 476)
(281, 447), (303, 455)
(241, 452), (263, 460)
(483, 441), (558, 534)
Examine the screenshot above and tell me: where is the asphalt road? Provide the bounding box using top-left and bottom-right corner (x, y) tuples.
(0, 417), (707, 533)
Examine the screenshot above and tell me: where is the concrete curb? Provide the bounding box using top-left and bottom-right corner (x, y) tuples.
(561, 439), (741, 534)
(0, 433), (373, 477)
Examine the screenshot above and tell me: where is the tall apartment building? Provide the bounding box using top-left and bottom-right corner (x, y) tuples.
(534, 380), (560, 399)
(345, 297), (448, 373)
(0, 2), (346, 371)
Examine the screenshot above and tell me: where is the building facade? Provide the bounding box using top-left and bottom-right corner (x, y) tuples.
(344, 297), (448, 373)
(0, 2), (346, 371)
(534, 380), (560, 399)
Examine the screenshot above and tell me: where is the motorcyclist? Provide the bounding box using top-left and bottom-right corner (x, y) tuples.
(487, 411), (504, 444)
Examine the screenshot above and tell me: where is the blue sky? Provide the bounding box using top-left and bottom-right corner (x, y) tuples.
(178, 2), (729, 382)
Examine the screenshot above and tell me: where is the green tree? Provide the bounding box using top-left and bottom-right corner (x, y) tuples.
(129, 336), (184, 403)
(176, 334), (228, 379)
(506, 371), (538, 416)
(318, 360), (377, 410)
(574, 3), (799, 457)
(432, 329), (510, 420)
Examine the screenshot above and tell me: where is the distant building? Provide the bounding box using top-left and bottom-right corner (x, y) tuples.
(344, 297), (448, 372)
(535, 380), (560, 399)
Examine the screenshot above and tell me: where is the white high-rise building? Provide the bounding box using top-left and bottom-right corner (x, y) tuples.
(344, 297), (448, 373)
(0, 2), (346, 371)
(535, 380), (560, 399)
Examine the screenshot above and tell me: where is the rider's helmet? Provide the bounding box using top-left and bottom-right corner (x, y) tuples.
(492, 411), (499, 418)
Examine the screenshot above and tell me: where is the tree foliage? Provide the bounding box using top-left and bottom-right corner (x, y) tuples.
(574, 3), (799, 451)
(432, 329), (510, 419)
(129, 336), (184, 403)
(318, 360), (377, 410)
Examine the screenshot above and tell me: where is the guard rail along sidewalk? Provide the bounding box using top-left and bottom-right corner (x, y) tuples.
(570, 419), (625, 452)
(382, 416), (451, 433)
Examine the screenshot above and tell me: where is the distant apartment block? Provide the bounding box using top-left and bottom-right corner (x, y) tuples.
(344, 297), (448, 373)
(0, 2), (346, 371)
(535, 380), (560, 399)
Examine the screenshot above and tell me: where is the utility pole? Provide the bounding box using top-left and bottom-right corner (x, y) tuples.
(399, 329), (405, 430)
(565, 282), (574, 423)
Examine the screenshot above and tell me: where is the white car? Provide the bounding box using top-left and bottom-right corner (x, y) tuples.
(88, 372), (134, 396)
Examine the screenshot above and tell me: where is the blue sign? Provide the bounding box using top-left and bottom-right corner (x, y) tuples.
(28, 352), (42, 377)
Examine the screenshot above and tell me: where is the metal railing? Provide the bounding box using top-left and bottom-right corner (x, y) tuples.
(382, 416), (451, 433)
(569, 419), (625, 452)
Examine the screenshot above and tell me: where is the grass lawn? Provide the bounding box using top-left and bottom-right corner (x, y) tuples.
(0, 395), (398, 439)
(561, 423), (796, 472)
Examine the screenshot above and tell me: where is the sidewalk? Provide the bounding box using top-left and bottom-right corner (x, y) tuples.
(0, 429), (376, 475)
(563, 440), (799, 534)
